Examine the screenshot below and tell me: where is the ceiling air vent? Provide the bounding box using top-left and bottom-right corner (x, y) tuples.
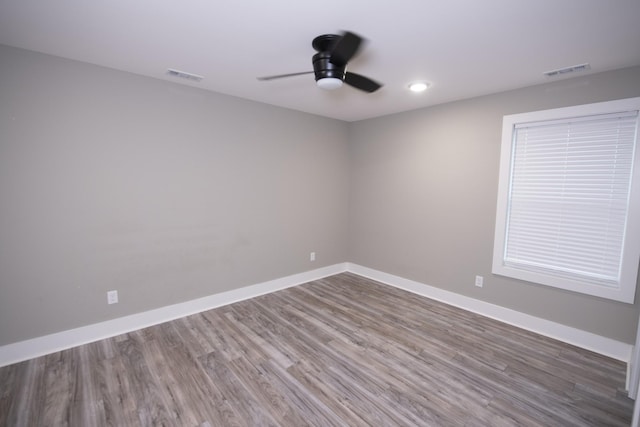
(543, 63), (591, 78)
(166, 68), (204, 82)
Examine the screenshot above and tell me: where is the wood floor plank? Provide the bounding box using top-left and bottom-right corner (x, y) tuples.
(116, 332), (178, 426)
(96, 350), (141, 426)
(199, 310), (244, 362)
(198, 350), (279, 426)
(6, 359), (47, 427)
(0, 272), (634, 426)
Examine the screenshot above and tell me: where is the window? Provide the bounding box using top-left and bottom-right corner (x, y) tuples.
(493, 97), (640, 303)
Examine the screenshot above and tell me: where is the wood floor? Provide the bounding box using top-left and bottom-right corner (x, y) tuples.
(0, 273), (634, 426)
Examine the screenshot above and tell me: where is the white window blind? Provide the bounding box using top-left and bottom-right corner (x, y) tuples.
(505, 111), (638, 286)
(493, 97), (640, 303)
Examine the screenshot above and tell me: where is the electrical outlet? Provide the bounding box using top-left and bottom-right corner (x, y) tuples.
(310, 252), (316, 262)
(475, 276), (484, 288)
(107, 290), (118, 304)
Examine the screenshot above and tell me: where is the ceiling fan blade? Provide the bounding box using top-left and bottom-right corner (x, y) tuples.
(344, 72), (382, 93)
(257, 71), (314, 81)
(329, 31), (363, 66)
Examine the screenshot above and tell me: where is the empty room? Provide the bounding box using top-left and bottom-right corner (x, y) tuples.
(2, 1), (640, 426)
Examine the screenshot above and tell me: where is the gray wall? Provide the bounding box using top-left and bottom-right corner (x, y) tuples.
(2, 42), (640, 348)
(348, 66), (640, 344)
(0, 45), (350, 345)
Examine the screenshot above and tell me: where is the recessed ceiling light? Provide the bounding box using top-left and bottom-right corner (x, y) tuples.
(408, 81), (430, 93)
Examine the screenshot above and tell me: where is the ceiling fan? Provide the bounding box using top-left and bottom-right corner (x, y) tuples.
(257, 31), (382, 93)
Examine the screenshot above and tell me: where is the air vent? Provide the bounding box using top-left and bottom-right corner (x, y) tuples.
(166, 69), (204, 82)
(543, 63), (591, 78)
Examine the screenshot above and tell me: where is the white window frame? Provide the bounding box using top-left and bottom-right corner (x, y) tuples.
(492, 97), (640, 303)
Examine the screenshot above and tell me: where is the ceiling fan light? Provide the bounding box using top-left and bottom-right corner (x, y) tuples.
(317, 77), (343, 90)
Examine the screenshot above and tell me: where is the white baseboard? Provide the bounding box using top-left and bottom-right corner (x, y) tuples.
(346, 263), (633, 364)
(0, 263), (348, 367)
(1, 261), (632, 373)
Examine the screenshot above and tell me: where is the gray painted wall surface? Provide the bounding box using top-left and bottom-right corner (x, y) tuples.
(348, 66), (640, 343)
(0, 45), (349, 345)
(2, 42), (640, 347)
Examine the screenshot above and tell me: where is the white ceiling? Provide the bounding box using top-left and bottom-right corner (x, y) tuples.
(1, 0), (639, 122)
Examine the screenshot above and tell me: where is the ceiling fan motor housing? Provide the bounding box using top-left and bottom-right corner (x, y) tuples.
(312, 51), (346, 81)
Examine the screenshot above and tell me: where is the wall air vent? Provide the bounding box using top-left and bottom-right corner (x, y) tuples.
(166, 69), (204, 82)
(543, 63), (591, 78)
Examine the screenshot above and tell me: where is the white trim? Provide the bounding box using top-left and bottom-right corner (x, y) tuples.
(629, 358), (635, 396)
(492, 97), (640, 304)
(633, 385), (640, 427)
(1, 261), (631, 373)
(346, 263), (632, 363)
(630, 313), (640, 398)
(0, 263), (348, 367)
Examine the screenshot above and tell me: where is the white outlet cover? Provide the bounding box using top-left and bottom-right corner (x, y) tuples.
(107, 290), (118, 304)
